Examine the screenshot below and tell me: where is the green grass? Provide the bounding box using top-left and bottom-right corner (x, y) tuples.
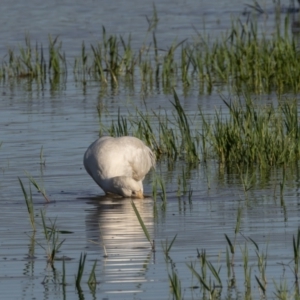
(24, 171), (50, 202)
(131, 200), (155, 251)
(39, 210), (66, 268)
(2, 14), (300, 95)
(97, 92), (300, 172)
(18, 177), (35, 231)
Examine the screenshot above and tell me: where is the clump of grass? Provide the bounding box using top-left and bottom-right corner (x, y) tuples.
(203, 97), (300, 168)
(99, 92), (300, 171)
(38, 210), (66, 268)
(0, 35), (66, 82)
(187, 253), (222, 299)
(75, 252), (99, 294)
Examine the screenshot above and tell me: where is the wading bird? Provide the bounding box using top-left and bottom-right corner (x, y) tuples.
(84, 136), (155, 198)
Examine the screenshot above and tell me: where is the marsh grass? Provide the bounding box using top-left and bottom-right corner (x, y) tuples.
(168, 268), (182, 300)
(187, 255), (222, 299)
(152, 173), (167, 209)
(87, 260), (98, 291)
(224, 206), (242, 284)
(240, 243), (252, 293)
(40, 146), (45, 166)
(75, 252), (86, 290)
(75, 252), (99, 294)
(25, 171), (50, 202)
(1, 35), (65, 81)
(203, 97), (300, 169)
(162, 234), (177, 259)
(100, 91), (300, 172)
(18, 177), (36, 231)
(172, 90), (199, 164)
(131, 200), (155, 251)
(38, 210), (66, 268)
(2, 13), (300, 95)
(167, 227), (300, 299)
(293, 228), (300, 282)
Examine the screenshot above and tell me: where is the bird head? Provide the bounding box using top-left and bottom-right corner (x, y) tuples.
(110, 176), (144, 198)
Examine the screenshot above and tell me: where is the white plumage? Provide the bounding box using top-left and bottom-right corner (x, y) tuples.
(83, 136), (155, 198)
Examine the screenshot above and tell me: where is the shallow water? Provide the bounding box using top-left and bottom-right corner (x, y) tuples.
(1, 0), (300, 299)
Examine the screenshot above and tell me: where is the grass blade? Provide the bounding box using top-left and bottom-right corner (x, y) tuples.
(131, 200), (154, 251)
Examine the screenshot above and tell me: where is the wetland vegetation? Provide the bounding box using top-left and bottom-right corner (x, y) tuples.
(4, 3), (300, 299)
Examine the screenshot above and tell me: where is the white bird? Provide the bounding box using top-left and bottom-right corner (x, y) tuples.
(83, 136), (155, 198)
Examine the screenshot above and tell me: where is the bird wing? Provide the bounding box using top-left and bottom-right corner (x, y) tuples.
(84, 136), (155, 182)
(120, 137), (155, 181)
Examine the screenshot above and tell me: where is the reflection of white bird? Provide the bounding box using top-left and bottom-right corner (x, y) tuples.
(83, 136), (155, 198)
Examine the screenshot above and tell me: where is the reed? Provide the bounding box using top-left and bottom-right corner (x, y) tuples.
(204, 97), (300, 168)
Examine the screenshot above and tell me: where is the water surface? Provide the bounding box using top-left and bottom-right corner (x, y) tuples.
(1, 0), (300, 299)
